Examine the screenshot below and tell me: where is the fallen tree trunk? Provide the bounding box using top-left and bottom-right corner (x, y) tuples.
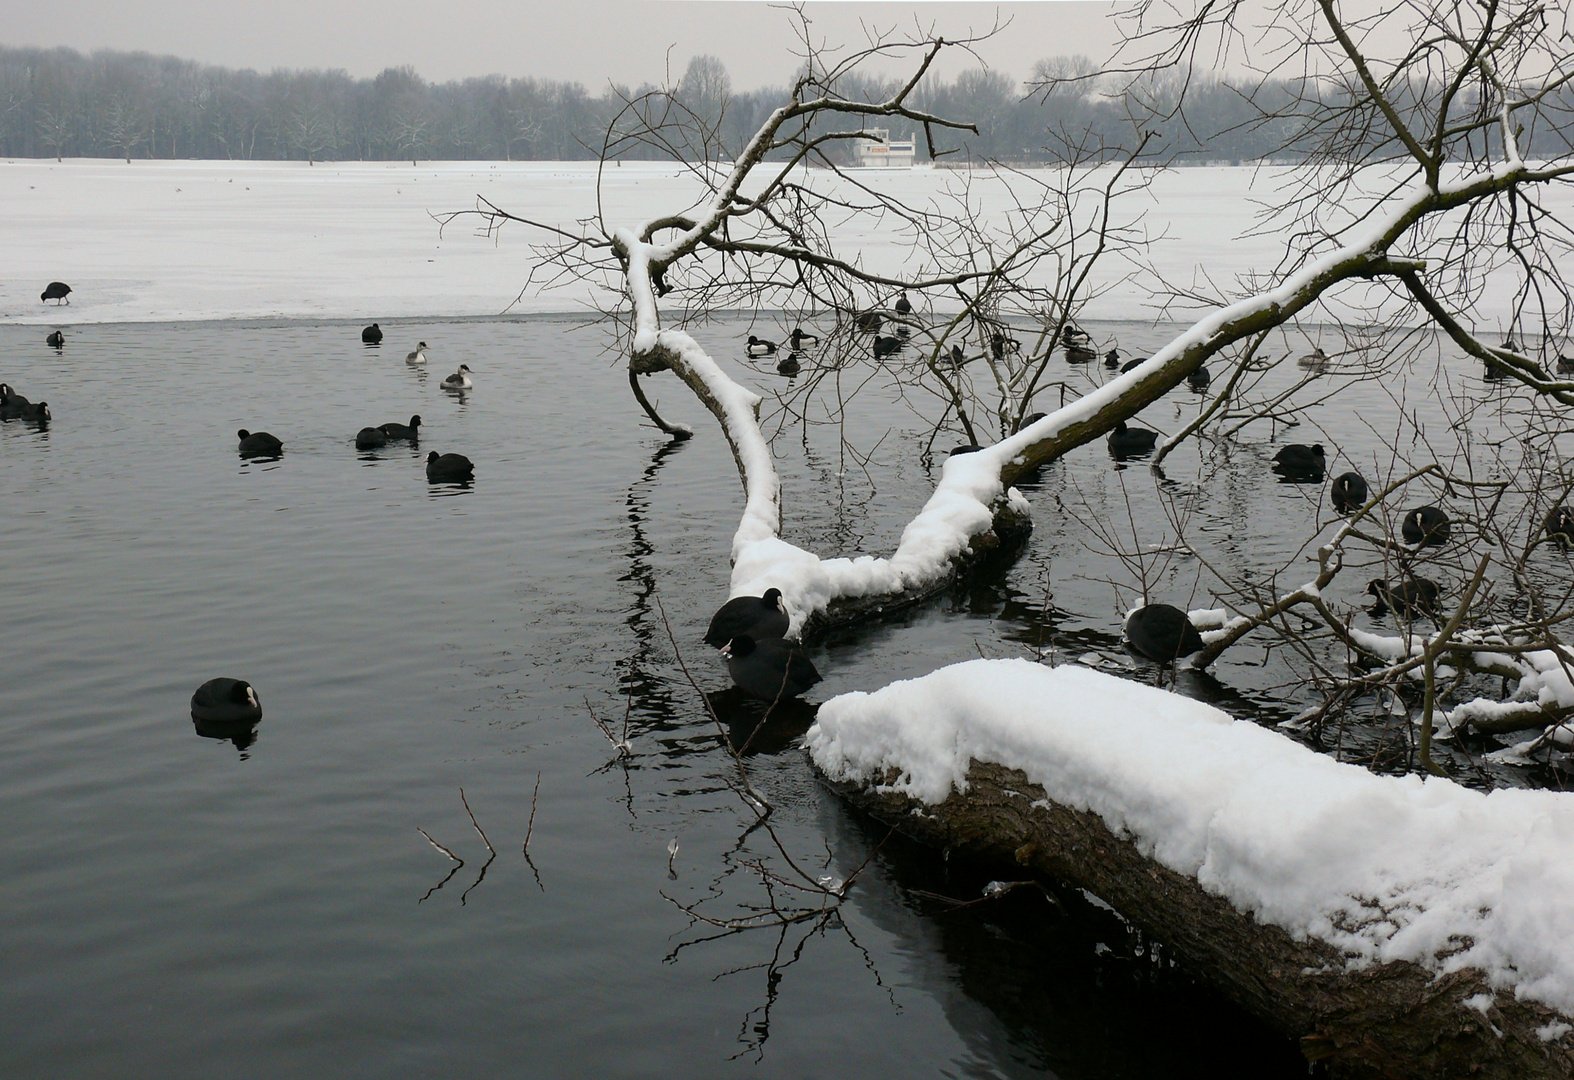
(822, 760), (1574, 1079)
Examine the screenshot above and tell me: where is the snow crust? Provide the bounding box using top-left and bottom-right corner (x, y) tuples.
(5, 158), (1561, 325)
(808, 658), (1574, 1017)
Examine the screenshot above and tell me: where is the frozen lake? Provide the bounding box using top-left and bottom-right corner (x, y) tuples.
(2, 158), (1553, 326)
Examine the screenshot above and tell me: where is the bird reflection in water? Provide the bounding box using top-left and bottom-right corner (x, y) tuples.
(705, 686), (818, 756)
(190, 713), (261, 757)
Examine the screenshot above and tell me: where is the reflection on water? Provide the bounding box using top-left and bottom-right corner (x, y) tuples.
(4, 313), (1527, 1079)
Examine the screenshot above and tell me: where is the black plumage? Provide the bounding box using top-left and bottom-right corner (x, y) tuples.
(190, 677), (263, 724)
(1120, 357), (1146, 374)
(1546, 506), (1574, 545)
(40, 281), (71, 304)
(746, 335), (778, 357)
(355, 426), (387, 450)
(1330, 472), (1369, 514)
(378, 415), (422, 440)
(894, 293), (913, 315)
(1125, 604), (1205, 663)
(704, 589), (789, 648)
(1401, 505), (1450, 547)
(1107, 420), (1159, 457)
(361, 323), (383, 344)
(426, 451), (474, 482)
(777, 352), (802, 376)
(1367, 578), (1440, 619)
(1272, 443), (1326, 481)
(237, 429), (283, 456)
(873, 335), (901, 358)
(789, 328), (818, 349)
(854, 311), (883, 333)
(46, 330), (64, 348)
(724, 634), (822, 700)
(1187, 365), (1211, 390)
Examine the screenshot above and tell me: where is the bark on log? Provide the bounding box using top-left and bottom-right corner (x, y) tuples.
(822, 759), (1574, 1079)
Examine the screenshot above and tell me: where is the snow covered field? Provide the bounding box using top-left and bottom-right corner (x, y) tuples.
(3, 157), (1555, 326)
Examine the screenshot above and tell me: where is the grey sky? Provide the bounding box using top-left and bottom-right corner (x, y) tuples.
(4, 2), (1126, 91)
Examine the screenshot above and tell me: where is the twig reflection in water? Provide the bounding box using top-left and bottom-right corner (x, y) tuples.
(416, 787), (506, 904)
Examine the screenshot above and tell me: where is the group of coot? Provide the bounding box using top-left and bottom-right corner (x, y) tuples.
(0, 383), (50, 423)
(702, 588), (821, 701)
(196, 326), (485, 746)
(237, 329), (476, 483)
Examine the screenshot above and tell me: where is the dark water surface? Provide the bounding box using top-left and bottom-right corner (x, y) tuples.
(1, 315), (1537, 1077)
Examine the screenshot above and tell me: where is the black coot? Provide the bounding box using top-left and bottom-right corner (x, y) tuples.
(378, 415), (422, 440)
(873, 335), (901, 358)
(362, 323), (383, 344)
(1545, 506), (1574, 545)
(1330, 471), (1369, 513)
(1366, 578), (1440, 618)
(724, 635), (822, 700)
(854, 311), (883, 333)
(1187, 365), (1211, 390)
(355, 426), (387, 450)
(1103, 349), (1121, 369)
(1272, 443), (1325, 481)
(948, 444), (983, 457)
(46, 330), (64, 348)
(1120, 357), (1146, 373)
(426, 451), (474, 482)
(1107, 420), (1159, 457)
(1401, 505), (1450, 546)
(237, 429), (283, 456)
(1124, 604), (1205, 663)
(704, 589), (789, 648)
(777, 352), (802, 376)
(40, 281), (71, 304)
(191, 677), (263, 724)
(894, 293), (913, 315)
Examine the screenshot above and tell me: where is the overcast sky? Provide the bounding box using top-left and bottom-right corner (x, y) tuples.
(2, 1), (1129, 91)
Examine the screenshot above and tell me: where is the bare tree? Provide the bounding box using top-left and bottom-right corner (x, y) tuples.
(442, 1), (1573, 780)
(98, 94), (147, 163)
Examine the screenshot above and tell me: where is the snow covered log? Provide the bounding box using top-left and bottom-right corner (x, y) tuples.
(807, 660), (1574, 1078)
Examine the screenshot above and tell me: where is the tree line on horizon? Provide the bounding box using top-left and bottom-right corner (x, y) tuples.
(0, 43), (1562, 167)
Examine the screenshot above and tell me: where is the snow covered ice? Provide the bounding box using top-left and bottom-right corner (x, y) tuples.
(809, 658), (1574, 1019)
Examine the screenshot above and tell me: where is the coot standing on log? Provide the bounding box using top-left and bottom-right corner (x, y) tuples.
(40, 281), (72, 304)
(704, 589), (790, 648)
(1125, 604), (1205, 663)
(723, 634), (821, 700)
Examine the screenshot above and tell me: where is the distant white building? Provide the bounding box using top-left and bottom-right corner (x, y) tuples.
(851, 128), (916, 168)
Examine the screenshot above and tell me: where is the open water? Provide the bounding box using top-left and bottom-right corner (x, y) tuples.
(2, 313), (1553, 1077)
